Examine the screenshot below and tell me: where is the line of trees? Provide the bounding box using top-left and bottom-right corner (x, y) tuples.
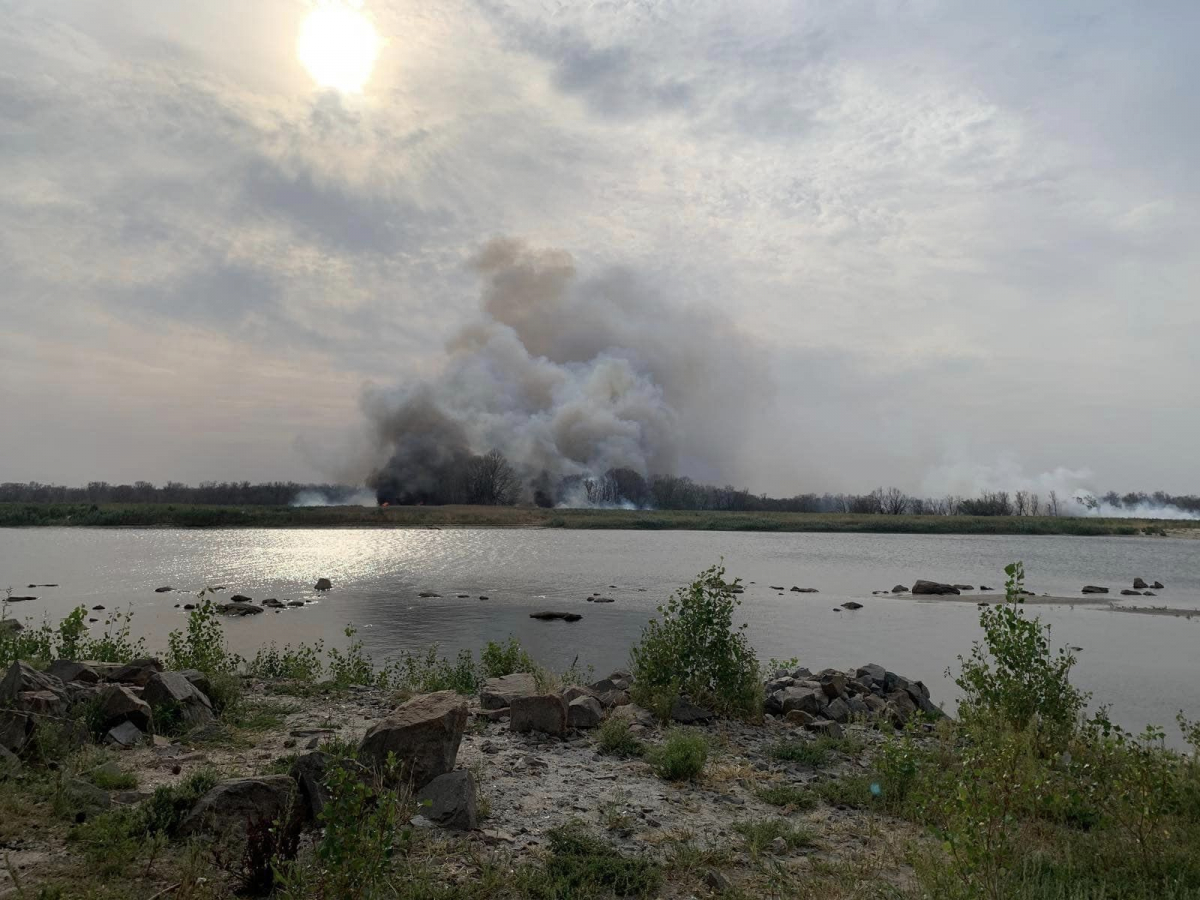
(3, 472), (1198, 516)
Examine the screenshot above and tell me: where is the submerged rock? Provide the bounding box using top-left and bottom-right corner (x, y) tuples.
(1133, 577), (1148, 589)
(529, 611), (582, 622)
(1081, 585), (1109, 594)
(840, 601), (863, 610)
(314, 578), (332, 591)
(911, 580), (960, 595)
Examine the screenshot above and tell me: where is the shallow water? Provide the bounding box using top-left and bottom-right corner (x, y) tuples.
(2, 528), (1198, 737)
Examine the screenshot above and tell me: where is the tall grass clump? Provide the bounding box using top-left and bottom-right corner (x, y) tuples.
(629, 563), (761, 718)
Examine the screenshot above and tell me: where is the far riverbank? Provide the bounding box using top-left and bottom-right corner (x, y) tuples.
(2, 502), (1197, 536)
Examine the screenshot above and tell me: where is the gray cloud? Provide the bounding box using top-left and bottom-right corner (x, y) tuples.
(0, 0), (1196, 493)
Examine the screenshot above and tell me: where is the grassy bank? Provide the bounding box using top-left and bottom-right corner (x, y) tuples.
(1, 502), (1195, 535)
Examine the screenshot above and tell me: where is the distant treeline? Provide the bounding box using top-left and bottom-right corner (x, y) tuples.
(2, 476), (1197, 516)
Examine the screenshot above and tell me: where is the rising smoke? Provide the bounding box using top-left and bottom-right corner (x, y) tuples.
(362, 238), (766, 505)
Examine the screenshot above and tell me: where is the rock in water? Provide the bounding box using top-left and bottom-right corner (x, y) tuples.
(154, 586), (173, 593)
(510, 695), (568, 737)
(1081, 585), (1109, 594)
(217, 603), (263, 616)
(1120, 589), (1142, 596)
(480, 673), (538, 710)
(1153, 581), (1165, 589)
(840, 601), (864, 610)
(789, 586), (819, 593)
(359, 691), (467, 789)
(529, 611), (582, 622)
(416, 770), (478, 830)
(314, 578), (332, 591)
(911, 580), (960, 595)
(891, 585), (909, 593)
(953, 585), (974, 591)
(1133, 577), (1148, 589)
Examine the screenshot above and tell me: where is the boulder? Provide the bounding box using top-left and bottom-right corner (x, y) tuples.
(230, 595), (252, 603)
(46, 660), (101, 684)
(178, 669), (212, 697)
(824, 698), (851, 723)
(359, 691), (467, 788)
(784, 709), (814, 727)
(177, 776), (301, 840)
(1133, 578), (1148, 589)
(217, 603), (262, 616)
(98, 684), (152, 731)
(779, 687), (824, 717)
(0, 710), (33, 754)
(143, 672), (214, 729)
(979, 585), (994, 591)
(669, 697), (714, 725)
(1, 661), (67, 707)
(911, 580), (960, 595)
(891, 585), (909, 593)
(1081, 585), (1109, 594)
(567, 696), (604, 729)
(886, 690), (918, 720)
(1153, 581), (1165, 589)
(290, 751), (371, 822)
(953, 584), (974, 591)
(62, 778), (111, 818)
(417, 770), (478, 830)
(480, 673), (539, 710)
(510, 694), (568, 737)
(104, 721), (144, 748)
(529, 611), (582, 622)
(855, 664), (887, 686)
(16, 691), (64, 717)
(109, 658), (163, 686)
(840, 601), (863, 610)
(154, 586), (173, 593)
(820, 674), (848, 699)
(418, 592), (441, 598)
(561, 685), (598, 705)
(1120, 589), (1142, 596)
(0, 620), (23, 637)
(596, 689), (631, 709)
(789, 587), (819, 593)
(1143, 591), (1156, 596)
(805, 719), (843, 739)
(314, 578), (332, 591)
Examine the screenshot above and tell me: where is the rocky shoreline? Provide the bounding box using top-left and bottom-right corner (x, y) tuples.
(1, 653), (940, 898)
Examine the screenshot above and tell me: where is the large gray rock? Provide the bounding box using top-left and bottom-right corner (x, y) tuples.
(143, 672), (214, 730)
(416, 770), (478, 830)
(289, 751), (371, 822)
(178, 669), (212, 697)
(891, 585), (909, 593)
(510, 694), (568, 737)
(1, 661), (67, 707)
(98, 684), (152, 731)
(911, 580), (960, 596)
(108, 658), (163, 687)
(0, 710), (32, 754)
(1133, 577), (1148, 590)
(104, 721), (145, 748)
(177, 776), (300, 839)
(670, 697), (715, 725)
(359, 691), (467, 788)
(46, 660), (101, 684)
(824, 697), (851, 723)
(567, 696), (604, 729)
(779, 687), (825, 717)
(314, 578), (332, 591)
(480, 673), (539, 710)
(1081, 585), (1109, 594)
(820, 674), (848, 699)
(561, 685), (598, 705)
(0, 620), (23, 637)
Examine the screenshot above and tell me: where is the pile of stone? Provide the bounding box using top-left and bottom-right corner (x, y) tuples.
(0, 658), (214, 757)
(764, 663), (940, 734)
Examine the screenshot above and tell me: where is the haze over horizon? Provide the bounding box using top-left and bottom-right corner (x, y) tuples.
(2, 1), (1197, 498)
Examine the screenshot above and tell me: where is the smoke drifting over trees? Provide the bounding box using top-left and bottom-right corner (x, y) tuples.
(362, 238), (764, 506)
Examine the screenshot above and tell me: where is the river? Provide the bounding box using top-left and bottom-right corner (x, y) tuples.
(2, 528), (1198, 737)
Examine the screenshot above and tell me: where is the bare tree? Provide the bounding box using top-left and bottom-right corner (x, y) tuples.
(465, 449), (519, 505)
(1048, 490), (1059, 517)
(881, 487), (909, 515)
(1014, 490), (1029, 516)
(1029, 493), (1041, 516)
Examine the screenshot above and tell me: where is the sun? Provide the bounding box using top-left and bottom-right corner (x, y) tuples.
(297, 2), (380, 94)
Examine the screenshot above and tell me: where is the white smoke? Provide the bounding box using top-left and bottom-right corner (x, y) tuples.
(923, 458), (1200, 520)
(291, 488), (377, 508)
(360, 238), (765, 503)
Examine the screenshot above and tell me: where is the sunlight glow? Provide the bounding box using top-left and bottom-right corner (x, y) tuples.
(297, 3), (380, 94)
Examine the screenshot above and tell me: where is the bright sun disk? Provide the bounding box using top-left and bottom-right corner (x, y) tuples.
(297, 3), (380, 94)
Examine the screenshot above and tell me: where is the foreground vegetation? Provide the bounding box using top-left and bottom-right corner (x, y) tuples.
(3, 564), (1199, 899)
(2, 501), (1195, 536)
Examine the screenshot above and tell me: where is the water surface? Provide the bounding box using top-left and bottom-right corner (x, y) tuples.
(2, 528), (1197, 736)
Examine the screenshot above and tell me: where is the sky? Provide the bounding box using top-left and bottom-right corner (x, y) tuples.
(1, 0), (1197, 497)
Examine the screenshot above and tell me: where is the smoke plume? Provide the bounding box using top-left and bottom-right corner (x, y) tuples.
(362, 238), (765, 505)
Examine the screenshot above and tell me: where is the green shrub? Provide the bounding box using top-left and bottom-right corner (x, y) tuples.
(595, 717), (644, 758)
(646, 730), (708, 781)
(769, 738), (829, 767)
(248, 643), (325, 681)
(480, 636), (538, 679)
(165, 594), (239, 675)
(954, 562), (1086, 751)
(517, 825), (662, 899)
(755, 782), (817, 810)
(732, 818), (814, 858)
(629, 563), (761, 718)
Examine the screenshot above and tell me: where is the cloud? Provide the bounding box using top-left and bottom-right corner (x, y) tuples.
(0, 0), (1196, 492)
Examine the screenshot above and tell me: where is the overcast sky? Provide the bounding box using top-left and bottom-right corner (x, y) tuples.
(1, 0), (1197, 496)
